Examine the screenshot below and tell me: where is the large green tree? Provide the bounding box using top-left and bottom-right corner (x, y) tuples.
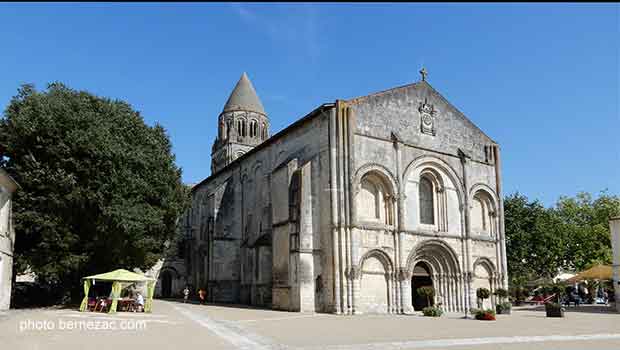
(0, 83), (188, 301)
(504, 193), (565, 286)
(505, 191), (620, 288)
(555, 191), (618, 271)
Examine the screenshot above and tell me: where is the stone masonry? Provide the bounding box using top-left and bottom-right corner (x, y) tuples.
(162, 70), (508, 314)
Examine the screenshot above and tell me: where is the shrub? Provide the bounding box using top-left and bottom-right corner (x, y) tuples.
(473, 308), (496, 321)
(545, 302), (562, 310)
(496, 301), (512, 313)
(545, 302), (565, 317)
(422, 306), (443, 317)
(494, 288), (509, 300)
(417, 286), (435, 307)
(476, 288), (490, 308)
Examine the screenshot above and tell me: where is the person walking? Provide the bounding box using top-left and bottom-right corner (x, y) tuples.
(198, 288), (206, 305)
(183, 286), (190, 303)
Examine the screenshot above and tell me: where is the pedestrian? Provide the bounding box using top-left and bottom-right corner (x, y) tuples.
(136, 292), (145, 312)
(183, 285), (190, 303)
(198, 288), (206, 305)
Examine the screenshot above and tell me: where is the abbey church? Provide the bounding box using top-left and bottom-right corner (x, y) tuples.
(157, 71), (508, 314)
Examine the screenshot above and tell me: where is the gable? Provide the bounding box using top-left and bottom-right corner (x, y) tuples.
(347, 81), (495, 162)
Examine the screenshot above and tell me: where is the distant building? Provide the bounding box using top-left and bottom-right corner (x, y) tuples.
(0, 168), (18, 310)
(610, 216), (620, 312)
(165, 71), (508, 314)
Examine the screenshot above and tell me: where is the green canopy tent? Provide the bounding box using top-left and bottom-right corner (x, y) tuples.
(79, 269), (156, 313)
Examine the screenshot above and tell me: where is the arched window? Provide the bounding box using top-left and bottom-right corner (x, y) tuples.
(250, 120), (258, 138)
(226, 119), (233, 139)
(360, 178), (381, 221)
(419, 176), (434, 225)
(357, 172), (393, 225)
(237, 119), (243, 137)
(472, 191), (495, 236)
(261, 123), (268, 140)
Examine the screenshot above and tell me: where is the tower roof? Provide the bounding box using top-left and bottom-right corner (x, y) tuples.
(222, 72), (266, 115)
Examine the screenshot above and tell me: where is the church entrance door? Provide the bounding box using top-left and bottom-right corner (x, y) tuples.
(161, 271), (172, 298)
(411, 262), (433, 311)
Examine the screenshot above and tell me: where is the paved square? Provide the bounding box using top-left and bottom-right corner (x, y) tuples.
(1, 300), (619, 350)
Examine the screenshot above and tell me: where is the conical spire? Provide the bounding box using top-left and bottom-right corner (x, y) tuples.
(222, 72), (266, 115)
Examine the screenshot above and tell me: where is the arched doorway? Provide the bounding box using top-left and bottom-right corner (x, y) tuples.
(359, 256), (389, 313)
(411, 262), (433, 311)
(358, 249), (393, 314)
(161, 271), (172, 298)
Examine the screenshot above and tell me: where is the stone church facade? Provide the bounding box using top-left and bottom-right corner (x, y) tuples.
(166, 71), (508, 314)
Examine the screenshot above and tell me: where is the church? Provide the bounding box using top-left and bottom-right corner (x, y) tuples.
(158, 70), (508, 314)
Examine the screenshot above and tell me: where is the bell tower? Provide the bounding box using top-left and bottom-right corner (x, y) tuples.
(211, 73), (270, 173)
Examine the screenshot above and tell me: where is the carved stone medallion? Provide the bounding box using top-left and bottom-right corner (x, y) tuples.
(419, 98), (436, 136)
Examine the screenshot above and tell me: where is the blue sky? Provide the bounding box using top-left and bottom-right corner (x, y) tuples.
(0, 3), (617, 206)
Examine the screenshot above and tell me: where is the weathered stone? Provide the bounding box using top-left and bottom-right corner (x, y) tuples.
(160, 73), (508, 314)
(0, 168), (18, 310)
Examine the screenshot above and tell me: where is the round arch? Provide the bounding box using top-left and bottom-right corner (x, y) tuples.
(353, 163), (399, 198)
(472, 257), (497, 278)
(357, 248), (394, 314)
(402, 155), (464, 206)
(358, 248), (394, 273)
(406, 239), (461, 275)
(472, 256), (497, 309)
(405, 239), (464, 312)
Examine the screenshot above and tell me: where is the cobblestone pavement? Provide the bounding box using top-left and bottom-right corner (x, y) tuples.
(1, 301), (619, 350)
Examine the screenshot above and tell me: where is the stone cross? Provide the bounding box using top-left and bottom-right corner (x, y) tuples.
(420, 67), (428, 81)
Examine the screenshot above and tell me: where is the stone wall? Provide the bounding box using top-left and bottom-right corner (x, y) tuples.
(187, 106), (332, 311)
(181, 79), (507, 315)
(0, 170), (17, 310)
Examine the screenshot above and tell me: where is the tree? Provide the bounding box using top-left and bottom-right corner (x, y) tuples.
(476, 288), (490, 308)
(504, 191), (620, 291)
(554, 191), (619, 271)
(504, 193), (565, 286)
(417, 286), (435, 307)
(494, 288), (508, 303)
(0, 83), (189, 302)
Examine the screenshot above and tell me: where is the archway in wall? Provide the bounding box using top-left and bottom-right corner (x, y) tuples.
(472, 262), (493, 309)
(161, 271), (172, 298)
(406, 240), (463, 313)
(411, 262), (433, 311)
(358, 253), (390, 314)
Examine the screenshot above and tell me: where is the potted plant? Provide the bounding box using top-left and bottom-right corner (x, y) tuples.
(422, 306), (443, 317)
(494, 288), (511, 314)
(545, 302), (564, 317)
(476, 287), (490, 309)
(417, 286), (435, 308)
(472, 308), (496, 321)
(545, 282), (566, 317)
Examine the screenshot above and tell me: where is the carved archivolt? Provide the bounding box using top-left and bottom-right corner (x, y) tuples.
(357, 248), (395, 277)
(405, 239), (461, 276)
(353, 163), (399, 199)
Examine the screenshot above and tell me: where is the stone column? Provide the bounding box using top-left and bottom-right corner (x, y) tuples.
(450, 275), (456, 312)
(350, 266), (362, 314)
(385, 272), (392, 314)
(398, 268), (413, 314)
(392, 272), (399, 314)
(610, 217), (620, 312)
(456, 274), (465, 311)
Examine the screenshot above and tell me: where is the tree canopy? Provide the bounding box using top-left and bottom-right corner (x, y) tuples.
(0, 83), (189, 301)
(505, 191), (619, 288)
